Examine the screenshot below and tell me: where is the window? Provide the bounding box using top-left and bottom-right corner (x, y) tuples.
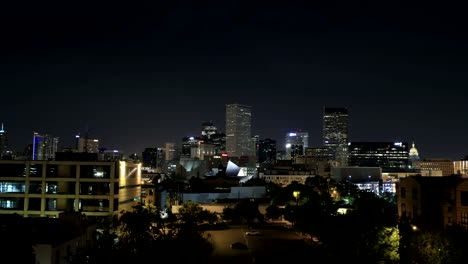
(461, 192), (468, 206)
(412, 188), (418, 200)
(461, 212), (468, 229)
(401, 203), (406, 217)
(401, 187), (406, 199)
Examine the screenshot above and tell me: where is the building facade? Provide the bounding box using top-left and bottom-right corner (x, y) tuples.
(33, 132), (59, 161)
(225, 104), (252, 158)
(454, 159), (468, 176)
(322, 107), (349, 166)
(413, 159), (455, 176)
(348, 142), (409, 172)
(285, 131), (309, 159)
(0, 160), (141, 217)
(397, 176), (468, 230)
(75, 136), (100, 153)
(257, 138), (277, 164)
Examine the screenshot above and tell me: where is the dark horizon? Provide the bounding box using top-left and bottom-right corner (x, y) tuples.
(1, 1), (467, 160)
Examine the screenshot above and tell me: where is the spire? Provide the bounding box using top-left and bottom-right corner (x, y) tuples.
(0, 122), (4, 133)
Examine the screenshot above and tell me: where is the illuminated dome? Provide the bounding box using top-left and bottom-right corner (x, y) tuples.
(409, 141), (419, 159)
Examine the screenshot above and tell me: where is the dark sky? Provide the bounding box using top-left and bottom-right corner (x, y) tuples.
(1, 1), (467, 160)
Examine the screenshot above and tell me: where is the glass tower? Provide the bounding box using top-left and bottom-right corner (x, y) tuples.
(225, 104), (252, 157)
(323, 107), (349, 166)
(32, 132), (59, 160)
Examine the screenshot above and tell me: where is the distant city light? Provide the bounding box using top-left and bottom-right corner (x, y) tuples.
(289, 133), (296, 137)
(286, 143), (291, 148)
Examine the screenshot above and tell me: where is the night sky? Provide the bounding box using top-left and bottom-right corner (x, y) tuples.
(1, 1), (467, 160)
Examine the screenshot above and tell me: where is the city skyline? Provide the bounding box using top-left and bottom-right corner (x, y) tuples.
(1, 2), (467, 160)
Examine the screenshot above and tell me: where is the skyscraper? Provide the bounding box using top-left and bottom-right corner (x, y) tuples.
(226, 104), (252, 158)
(258, 138), (277, 164)
(285, 131), (309, 159)
(323, 107), (349, 166)
(0, 123), (7, 158)
(32, 132), (59, 160)
(75, 134), (100, 153)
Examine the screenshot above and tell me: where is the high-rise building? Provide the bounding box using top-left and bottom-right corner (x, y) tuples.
(164, 142), (176, 161)
(258, 138), (277, 164)
(348, 142), (409, 172)
(285, 131), (309, 159)
(201, 121), (217, 139)
(181, 136), (202, 158)
(200, 121), (226, 154)
(75, 134), (100, 153)
(0, 123), (7, 158)
(226, 104), (252, 158)
(323, 107), (349, 166)
(32, 132), (59, 161)
(142, 148), (165, 168)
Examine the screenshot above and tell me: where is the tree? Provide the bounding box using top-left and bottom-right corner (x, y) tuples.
(265, 204), (283, 220)
(178, 201), (218, 226)
(360, 226), (400, 263)
(235, 199), (262, 224)
(409, 230), (451, 264)
(222, 207), (238, 222)
(118, 204), (162, 256)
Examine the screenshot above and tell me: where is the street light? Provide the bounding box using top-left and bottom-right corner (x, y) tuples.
(293, 191), (300, 206)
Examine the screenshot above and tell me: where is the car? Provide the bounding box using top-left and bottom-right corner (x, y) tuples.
(230, 242), (248, 249)
(245, 230), (261, 236)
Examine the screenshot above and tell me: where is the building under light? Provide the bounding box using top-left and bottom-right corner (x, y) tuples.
(322, 107), (349, 166)
(348, 142), (410, 172)
(285, 131), (309, 159)
(32, 132), (59, 161)
(75, 134), (100, 153)
(225, 104), (253, 158)
(0, 160), (141, 217)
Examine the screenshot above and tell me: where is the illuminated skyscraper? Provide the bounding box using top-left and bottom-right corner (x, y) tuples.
(285, 131), (309, 159)
(323, 107), (349, 166)
(32, 132), (59, 160)
(75, 134), (100, 153)
(226, 104), (252, 157)
(0, 123), (7, 158)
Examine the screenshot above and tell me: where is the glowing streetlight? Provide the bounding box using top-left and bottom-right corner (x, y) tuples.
(293, 191), (300, 206)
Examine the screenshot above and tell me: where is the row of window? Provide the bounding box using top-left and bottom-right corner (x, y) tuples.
(0, 182), (119, 195)
(0, 164), (112, 178)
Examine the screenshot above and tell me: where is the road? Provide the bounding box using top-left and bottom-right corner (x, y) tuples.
(208, 223), (323, 264)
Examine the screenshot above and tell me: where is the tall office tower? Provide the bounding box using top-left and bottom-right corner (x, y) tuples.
(323, 107), (349, 166)
(226, 104), (252, 157)
(0, 123), (7, 158)
(75, 134), (100, 153)
(32, 132), (59, 160)
(200, 121), (226, 154)
(181, 136), (202, 157)
(285, 131), (309, 159)
(258, 138), (277, 164)
(201, 121), (217, 139)
(164, 142), (176, 161)
(142, 147), (165, 168)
